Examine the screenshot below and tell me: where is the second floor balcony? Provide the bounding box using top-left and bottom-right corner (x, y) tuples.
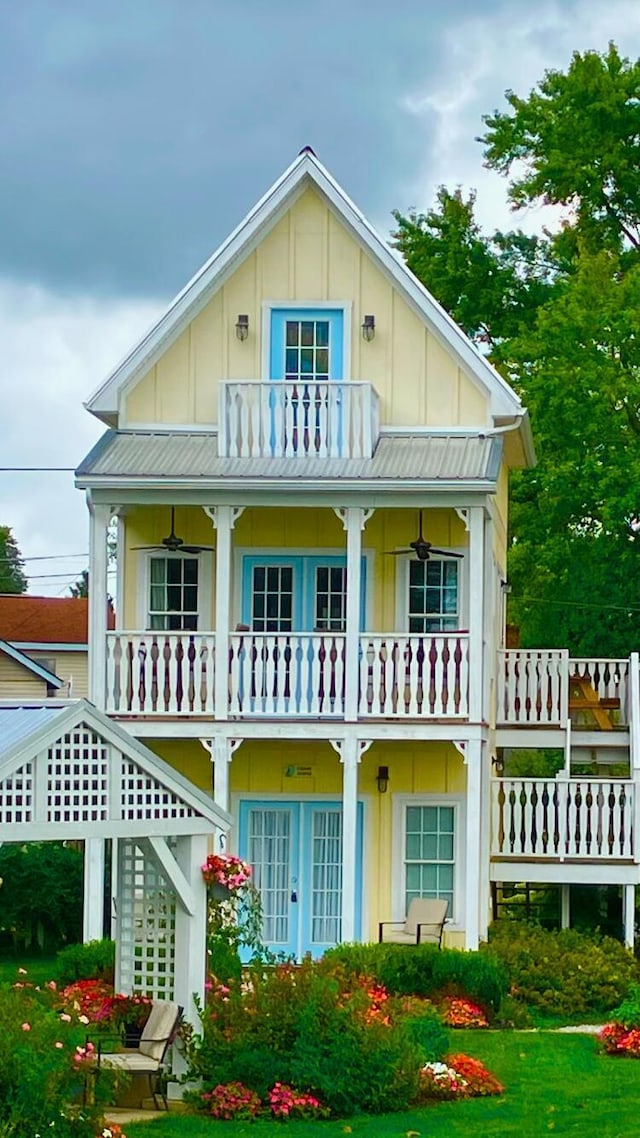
(104, 629), (470, 720)
(219, 380), (380, 459)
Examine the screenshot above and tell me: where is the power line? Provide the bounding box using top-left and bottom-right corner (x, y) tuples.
(0, 553), (88, 563)
(514, 594), (640, 614)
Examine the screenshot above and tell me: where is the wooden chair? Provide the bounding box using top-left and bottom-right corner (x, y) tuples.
(378, 898), (448, 947)
(94, 999), (183, 1110)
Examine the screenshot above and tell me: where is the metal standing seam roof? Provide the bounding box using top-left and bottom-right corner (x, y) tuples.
(0, 704), (70, 764)
(76, 430), (502, 484)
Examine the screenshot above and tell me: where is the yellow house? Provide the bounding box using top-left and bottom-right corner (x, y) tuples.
(76, 149), (639, 954)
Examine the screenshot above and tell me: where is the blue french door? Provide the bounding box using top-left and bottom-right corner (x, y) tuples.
(238, 799), (363, 958)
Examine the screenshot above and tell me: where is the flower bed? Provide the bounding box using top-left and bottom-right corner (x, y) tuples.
(421, 1053), (504, 1101)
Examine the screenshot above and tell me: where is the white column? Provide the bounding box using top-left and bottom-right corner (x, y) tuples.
(467, 507), (485, 723)
(561, 884), (571, 930)
(83, 838), (105, 942)
(336, 737), (360, 942)
(87, 497), (111, 708)
(207, 506), (233, 721)
(335, 507), (372, 722)
(464, 739), (482, 950)
(624, 885), (635, 950)
(172, 834), (209, 1082)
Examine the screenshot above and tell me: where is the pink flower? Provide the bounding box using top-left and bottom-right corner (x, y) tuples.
(21, 1023), (30, 1031)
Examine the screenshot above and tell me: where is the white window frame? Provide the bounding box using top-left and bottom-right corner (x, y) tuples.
(234, 546), (373, 631)
(261, 301), (353, 382)
(392, 793), (465, 930)
(395, 550), (466, 633)
(137, 550), (213, 631)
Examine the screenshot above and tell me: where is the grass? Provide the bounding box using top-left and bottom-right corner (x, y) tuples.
(0, 954), (58, 987)
(126, 1031), (640, 1137)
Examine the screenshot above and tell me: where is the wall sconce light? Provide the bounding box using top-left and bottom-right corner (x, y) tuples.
(361, 314), (375, 342)
(235, 314), (249, 341)
(376, 765), (389, 794)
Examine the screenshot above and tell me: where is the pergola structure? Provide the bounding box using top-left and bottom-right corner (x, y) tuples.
(0, 699), (231, 1028)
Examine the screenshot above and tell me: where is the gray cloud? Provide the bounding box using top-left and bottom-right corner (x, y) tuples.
(0, 0), (513, 297)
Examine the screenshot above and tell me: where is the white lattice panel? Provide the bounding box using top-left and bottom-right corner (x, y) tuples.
(121, 760), (197, 821)
(48, 726), (109, 823)
(118, 838), (176, 999)
(0, 762), (33, 823)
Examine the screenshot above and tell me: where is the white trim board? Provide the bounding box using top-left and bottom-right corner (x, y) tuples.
(0, 640), (64, 688)
(83, 149), (527, 434)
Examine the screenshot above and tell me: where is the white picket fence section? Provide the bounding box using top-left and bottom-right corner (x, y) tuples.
(228, 633), (347, 716)
(358, 634), (469, 717)
(105, 631), (216, 715)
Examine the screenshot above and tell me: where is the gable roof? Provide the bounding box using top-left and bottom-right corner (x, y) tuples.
(0, 640), (64, 688)
(0, 699), (232, 839)
(84, 148), (527, 431)
(0, 596), (114, 646)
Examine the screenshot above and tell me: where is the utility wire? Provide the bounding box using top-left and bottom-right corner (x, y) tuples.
(0, 553), (88, 563)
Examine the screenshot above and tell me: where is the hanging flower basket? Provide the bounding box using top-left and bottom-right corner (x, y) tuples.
(201, 853), (253, 894)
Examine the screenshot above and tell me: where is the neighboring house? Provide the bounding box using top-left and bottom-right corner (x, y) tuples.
(0, 595), (104, 699)
(74, 147), (640, 959)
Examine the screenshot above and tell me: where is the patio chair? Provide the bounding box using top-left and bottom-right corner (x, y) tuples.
(94, 998), (183, 1110)
(378, 898), (449, 947)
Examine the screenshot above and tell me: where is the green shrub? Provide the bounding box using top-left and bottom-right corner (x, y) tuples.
(485, 921), (640, 1019)
(0, 985), (110, 1136)
(56, 939), (115, 986)
(0, 843), (83, 952)
(403, 1006), (450, 1061)
(610, 982), (640, 1028)
(324, 942), (508, 1013)
(186, 959), (423, 1116)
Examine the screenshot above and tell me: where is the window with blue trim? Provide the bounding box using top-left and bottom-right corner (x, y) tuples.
(242, 555), (366, 632)
(270, 309), (344, 381)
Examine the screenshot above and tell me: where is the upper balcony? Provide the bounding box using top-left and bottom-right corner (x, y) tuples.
(219, 381), (380, 460)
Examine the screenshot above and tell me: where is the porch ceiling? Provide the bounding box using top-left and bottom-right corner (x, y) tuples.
(0, 699), (231, 841)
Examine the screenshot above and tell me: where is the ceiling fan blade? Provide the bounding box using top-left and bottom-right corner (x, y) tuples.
(130, 545), (166, 551)
(428, 548), (464, 559)
(383, 548), (413, 555)
(180, 544), (216, 554)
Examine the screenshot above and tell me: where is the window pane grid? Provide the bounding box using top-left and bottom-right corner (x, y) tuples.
(315, 565), (347, 631)
(148, 557), (199, 631)
(252, 565), (293, 632)
(408, 559), (459, 633)
(405, 804), (455, 915)
(285, 320), (330, 382)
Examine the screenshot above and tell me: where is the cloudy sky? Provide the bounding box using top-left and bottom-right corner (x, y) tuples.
(2, 0), (640, 596)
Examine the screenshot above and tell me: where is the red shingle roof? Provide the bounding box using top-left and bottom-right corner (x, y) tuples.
(0, 596), (114, 644)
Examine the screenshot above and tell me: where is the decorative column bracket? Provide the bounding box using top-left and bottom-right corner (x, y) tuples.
(203, 505), (245, 530)
(454, 508), (469, 532)
(330, 739), (372, 761)
(332, 506), (375, 532)
(452, 740), (467, 762)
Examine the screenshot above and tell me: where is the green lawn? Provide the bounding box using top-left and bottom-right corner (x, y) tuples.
(0, 955), (57, 987)
(127, 1031), (640, 1137)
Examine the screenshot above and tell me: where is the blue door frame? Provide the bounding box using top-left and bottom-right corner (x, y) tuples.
(238, 799), (364, 958)
(269, 309), (345, 381)
(241, 555), (367, 631)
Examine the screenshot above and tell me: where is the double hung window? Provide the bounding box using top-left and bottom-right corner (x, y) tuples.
(408, 559), (459, 633)
(148, 555), (199, 631)
(404, 803), (455, 916)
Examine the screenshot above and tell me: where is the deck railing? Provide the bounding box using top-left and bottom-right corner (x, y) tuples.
(358, 633), (469, 718)
(497, 651), (631, 727)
(219, 381), (380, 459)
(105, 631), (216, 715)
(228, 632), (346, 716)
(491, 778), (634, 861)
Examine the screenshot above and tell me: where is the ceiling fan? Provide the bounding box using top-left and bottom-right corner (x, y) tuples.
(385, 511), (464, 562)
(132, 508), (215, 555)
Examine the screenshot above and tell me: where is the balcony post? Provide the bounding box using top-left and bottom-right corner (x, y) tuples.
(467, 507), (485, 723)
(206, 506), (244, 720)
(464, 738), (482, 950)
(336, 507), (373, 722)
(333, 738), (368, 942)
(87, 496), (111, 708)
(624, 885), (636, 950)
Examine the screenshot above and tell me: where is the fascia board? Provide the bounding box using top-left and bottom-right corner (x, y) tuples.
(0, 641), (64, 687)
(85, 151), (523, 423)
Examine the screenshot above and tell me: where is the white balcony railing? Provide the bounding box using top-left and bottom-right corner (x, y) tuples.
(228, 633), (346, 717)
(497, 651), (631, 727)
(219, 381), (380, 459)
(491, 778), (634, 861)
(358, 634), (469, 718)
(105, 631), (215, 715)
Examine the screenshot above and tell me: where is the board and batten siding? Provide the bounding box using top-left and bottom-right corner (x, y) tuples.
(123, 187), (490, 430)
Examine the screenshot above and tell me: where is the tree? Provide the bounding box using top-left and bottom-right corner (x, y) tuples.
(0, 526), (27, 594)
(69, 569), (88, 598)
(393, 43), (640, 655)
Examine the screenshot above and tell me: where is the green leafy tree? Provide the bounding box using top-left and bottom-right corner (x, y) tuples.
(69, 569), (88, 598)
(0, 526), (27, 594)
(394, 43), (640, 654)
(0, 843), (83, 952)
